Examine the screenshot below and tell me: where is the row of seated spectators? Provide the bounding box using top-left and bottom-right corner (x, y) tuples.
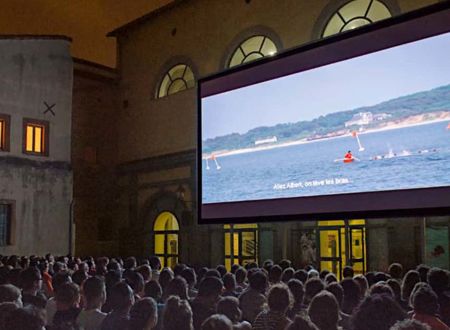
(0, 254), (449, 330)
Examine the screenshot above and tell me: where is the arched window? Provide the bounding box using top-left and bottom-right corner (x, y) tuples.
(157, 64), (195, 98)
(228, 35), (277, 68)
(153, 211), (179, 268)
(322, 0), (392, 38)
(224, 224), (258, 270)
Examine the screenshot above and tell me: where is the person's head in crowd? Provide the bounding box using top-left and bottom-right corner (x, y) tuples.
(159, 267), (174, 292)
(307, 269), (320, 280)
(144, 280), (162, 301)
(402, 270), (421, 301)
(53, 261), (67, 274)
(78, 262), (89, 273)
(174, 263), (187, 277)
(370, 282), (395, 298)
(326, 282), (344, 307)
(374, 272), (391, 283)
(216, 296), (243, 324)
(294, 269), (308, 284)
(107, 260), (121, 272)
(149, 256), (161, 272)
(308, 291), (340, 330)
(389, 263), (404, 280)
(125, 271), (145, 298)
(129, 297), (158, 330)
(390, 319), (431, 330)
(110, 282), (134, 314)
(352, 294), (406, 330)
(137, 265), (152, 282)
(354, 274), (369, 297)
(181, 267), (197, 290)
(319, 269), (330, 281)
(216, 265), (227, 278)
(222, 273), (237, 294)
(341, 278), (361, 314)
(0, 302), (18, 329)
(246, 262), (259, 270)
(72, 269), (89, 286)
(164, 276), (189, 301)
(427, 267), (449, 295)
(0, 284), (22, 307)
(55, 282), (80, 311)
(324, 272), (338, 284)
(82, 276), (106, 310)
(279, 259), (292, 270)
(287, 315), (319, 330)
(263, 259), (274, 272)
(304, 277), (325, 305)
(205, 269), (221, 279)
(230, 264), (240, 274)
(19, 267), (42, 294)
(248, 270), (267, 294)
(343, 266), (354, 278)
(163, 295), (193, 330)
(288, 279), (304, 306)
(124, 257), (137, 271)
(235, 267), (247, 287)
(201, 314), (233, 330)
(4, 305), (46, 330)
(416, 264), (431, 283)
(268, 283), (292, 314)
(411, 284), (439, 317)
(281, 268), (295, 283)
(365, 271), (376, 287)
(198, 276), (223, 302)
(387, 279), (402, 301)
(408, 282), (429, 308)
(197, 267), (209, 286)
(269, 265), (282, 284)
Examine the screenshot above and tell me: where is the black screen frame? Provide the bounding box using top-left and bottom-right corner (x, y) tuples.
(197, 2), (450, 224)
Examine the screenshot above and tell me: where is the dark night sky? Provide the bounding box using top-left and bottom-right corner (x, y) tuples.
(0, 0), (172, 67)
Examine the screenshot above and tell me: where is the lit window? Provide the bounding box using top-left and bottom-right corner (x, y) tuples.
(322, 0), (392, 38)
(157, 64), (195, 98)
(0, 114), (10, 152)
(0, 203), (13, 246)
(23, 119), (49, 156)
(229, 35), (277, 68)
(224, 224), (258, 270)
(153, 211), (179, 268)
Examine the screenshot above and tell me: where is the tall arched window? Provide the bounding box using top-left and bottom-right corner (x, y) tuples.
(153, 211), (179, 268)
(224, 224), (258, 270)
(157, 64), (195, 98)
(322, 0), (392, 38)
(228, 35), (277, 68)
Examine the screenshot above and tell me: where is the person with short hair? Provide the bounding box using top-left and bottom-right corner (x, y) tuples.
(390, 319), (431, 330)
(389, 263), (404, 281)
(163, 276), (189, 301)
(235, 267), (247, 293)
(343, 266), (354, 279)
(163, 295), (193, 330)
(269, 265), (283, 284)
(253, 284), (292, 330)
(52, 282), (81, 329)
(308, 291), (340, 330)
(129, 297), (158, 330)
(287, 279), (305, 318)
(77, 276), (107, 330)
(101, 282), (134, 330)
(402, 270), (421, 302)
(239, 270), (267, 323)
(304, 277), (325, 306)
(145, 280), (163, 302)
(149, 257), (161, 282)
(19, 267), (46, 309)
(216, 296), (251, 330)
(0, 284), (22, 306)
(191, 276), (223, 330)
(222, 273), (238, 298)
(427, 268), (450, 326)
(201, 314), (233, 330)
(181, 267), (198, 299)
(46, 271), (72, 325)
(341, 278), (361, 315)
(411, 284), (449, 330)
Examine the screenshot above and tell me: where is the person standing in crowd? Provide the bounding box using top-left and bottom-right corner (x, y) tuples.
(52, 282), (81, 329)
(239, 270), (267, 323)
(101, 282), (134, 330)
(253, 284), (292, 330)
(77, 276), (107, 330)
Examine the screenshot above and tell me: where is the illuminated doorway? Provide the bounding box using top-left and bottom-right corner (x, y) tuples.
(153, 211), (179, 269)
(224, 224), (258, 270)
(318, 219), (366, 279)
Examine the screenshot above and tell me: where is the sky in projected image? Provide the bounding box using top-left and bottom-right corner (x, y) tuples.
(202, 32), (450, 140)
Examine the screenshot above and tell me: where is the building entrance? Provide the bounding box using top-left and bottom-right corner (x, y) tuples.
(224, 224), (258, 269)
(317, 219), (366, 279)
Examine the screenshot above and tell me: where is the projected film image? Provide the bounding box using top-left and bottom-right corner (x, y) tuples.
(201, 32), (450, 204)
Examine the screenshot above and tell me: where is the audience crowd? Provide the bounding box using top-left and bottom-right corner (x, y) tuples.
(0, 254), (449, 330)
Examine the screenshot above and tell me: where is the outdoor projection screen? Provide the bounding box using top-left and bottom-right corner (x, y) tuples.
(198, 3), (450, 224)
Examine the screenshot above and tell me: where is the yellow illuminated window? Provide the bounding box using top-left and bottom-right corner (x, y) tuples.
(153, 211), (179, 269)
(322, 0), (392, 38)
(228, 36), (277, 68)
(23, 119), (49, 156)
(157, 64), (195, 99)
(224, 224), (258, 270)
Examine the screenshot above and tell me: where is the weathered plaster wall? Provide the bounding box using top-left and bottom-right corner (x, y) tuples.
(0, 38), (73, 256)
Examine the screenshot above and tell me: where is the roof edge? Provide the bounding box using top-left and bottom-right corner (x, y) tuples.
(107, 0), (185, 37)
(0, 34), (72, 42)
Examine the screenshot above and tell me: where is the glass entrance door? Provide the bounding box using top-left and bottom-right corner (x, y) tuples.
(318, 227), (343, 277)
